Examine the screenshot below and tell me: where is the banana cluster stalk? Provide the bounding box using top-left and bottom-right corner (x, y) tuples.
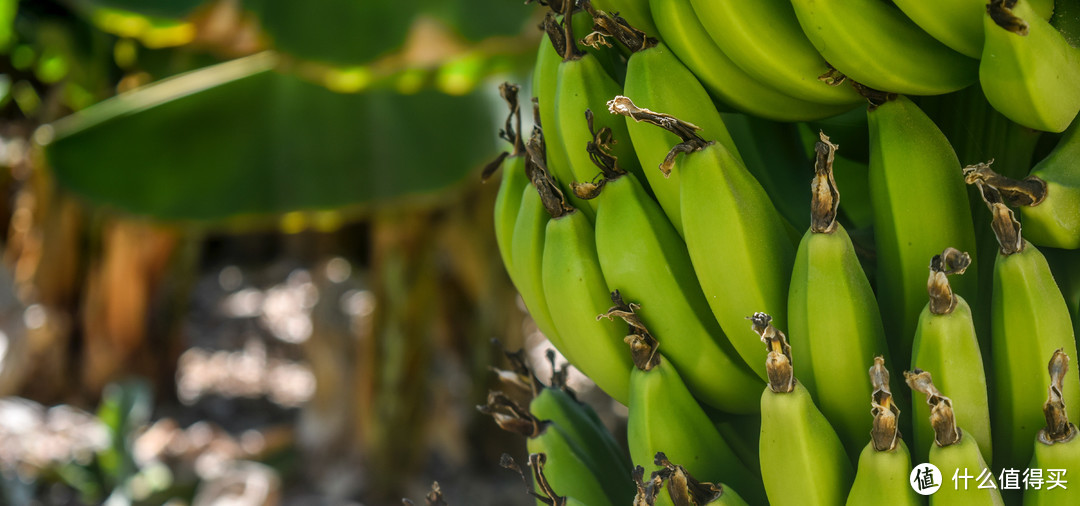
(846, 357), (920, 506)
(910, 247), (993, 465)
(753, 313), (854, 506)
(906, 369), (1005, 506)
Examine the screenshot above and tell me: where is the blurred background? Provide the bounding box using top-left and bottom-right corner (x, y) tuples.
(0, 0), (618, 504)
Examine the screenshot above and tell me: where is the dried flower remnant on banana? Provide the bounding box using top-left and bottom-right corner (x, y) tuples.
(926, 247), (971, 315)
(1040, 349), (1078, 445)
(598, 290), (660, 371)
(869, 357), (901, 452)
(905, 369), (961, 447)
(810, 131), (840, 234)
(607, 95), (709, 176)
(749, 312), (795, 393)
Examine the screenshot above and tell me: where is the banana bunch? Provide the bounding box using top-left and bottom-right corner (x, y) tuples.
(478, 0), (1080, 503)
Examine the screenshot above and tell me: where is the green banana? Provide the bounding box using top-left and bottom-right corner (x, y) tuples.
(972, 181), (1080, 472)
(605, 298), (766, 506)
(495, 348), (633, 504)
(509, 132), (564, 350)
(787, 132), (892, 462)
(485, 83), (529, 273)
(752, 313), (855, 506)
(649, 0), (852, 122)
(1024, 349), (1079, 505)
(540, 176), (634, 403)
(790, 0), (978, 95)
(584, 10), (739, 236)
(867, 94), (979, 369)
(891, 0), (1053, 58)
(534, 18), (580, 212)
(905, 369), (1004, 506)
(909, 247), (993, 466)
(609, 96), (795, 380)
(725, 115), (813, 233)
(981, 0), (1080, 133)
(688, 0), (863, 106)
(480, 393), (614, 506)
(553, 1), (645, 216)
(962, 119), (1080, 249)
(579, 115), (762, 413)
(846, 357), (920, 506)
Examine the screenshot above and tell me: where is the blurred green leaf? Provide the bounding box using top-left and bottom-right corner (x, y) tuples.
(423, 0), (534, 42)
(244, 0), (421, 66)
(77, 0), (205, 20)
(42, 53), (499, 221)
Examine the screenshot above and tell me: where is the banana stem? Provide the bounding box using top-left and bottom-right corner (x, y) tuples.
(606, 95), (711, 176)
(1039, 349), (1078, 444)
(904, 369), (962, 447)
(654, 452), (726, 505)
(974, 181), (1025, 256)
(598, 290), (661, 371)
(870, 357), (902, 451)
(963, 161), (1047, 206)
(558, 0), (585, 61)
(810, 132), (840, 234)
(926, 247), (972, 315)
(749, 312), (795, 393)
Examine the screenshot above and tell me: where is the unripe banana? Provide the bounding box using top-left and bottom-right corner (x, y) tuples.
(486, 83), (529, 272)
(787, 132), (893, 462)
(846, 357), (920, 506)
(534, 17), (580, 211)
(752, 313), (855, 506)
(649, 0), (852, 122)
(1024, 349), (1079, 505)
(891, 0), (1053, 58)
(604, 298), (766, 505)
(496, 349), (633, 504)
(509, 132), (564, 350)
(583, 8), (738, 235)
(790, 0), (978, 95)
(962, 119), (1080, 249)
(723, 115), (813, 233)
(905, 369), (1004, 506)
(579, 114), (762, 413)
(688, 0), (863, 106)
(609, 96), (795, 380)
(867, 95), (979, 369)
(480, 393), (614, 506)
(610, 18), (740, 236)
(971, 182), (1080, 472)
(909, 247), (993, 466)
(540, 184), (634, 403)
(552, 1), (645, 215)
(981, 0), (1080, 132)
